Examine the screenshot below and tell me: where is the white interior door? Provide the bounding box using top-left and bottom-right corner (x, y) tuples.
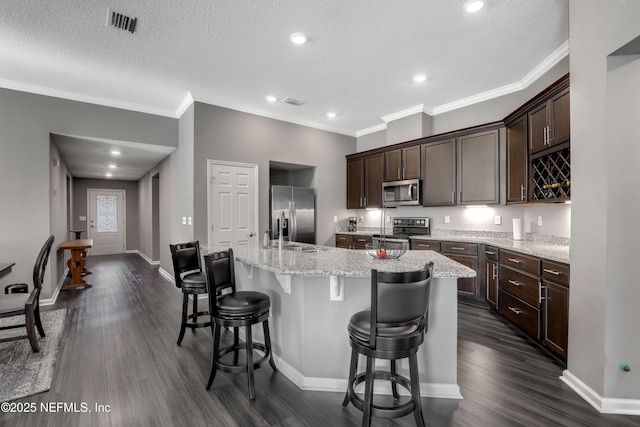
(88, 189), (126, 255)
(208, 161), (258, 248)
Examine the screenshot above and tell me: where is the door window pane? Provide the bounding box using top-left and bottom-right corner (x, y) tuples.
(97, 195), (117, 232)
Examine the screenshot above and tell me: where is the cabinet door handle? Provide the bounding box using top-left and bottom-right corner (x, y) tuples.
(543, 268), (561, 276)
(508, 280), (523, 287)
(492, 264), (498, 279)
(509, 306), (524, 315)
(485, 251), (497, 255)
(520, 184), (526, 201)
(363, 197), (367, 207)
(507, 258), (522, 264)
(402, 167), (405, 179)
(398, 167), (401, 180)
(451, 247), (466, 251)
(549, 126), (554, 144)
(544, 126), (548, 145)
(451, 192), (455, 204)
(420, 244), (432, 248)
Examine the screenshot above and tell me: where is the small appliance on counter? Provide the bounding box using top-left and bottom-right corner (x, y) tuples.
(348, 217), (358, 232)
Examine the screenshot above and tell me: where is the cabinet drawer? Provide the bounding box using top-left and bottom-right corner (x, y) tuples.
(499, 266), (541, 307)
(410, 240), (441, 252)
(498, 290), (540, 339)
(352, 235), (372, 249)
(542, 260), (569, 286)
(484, 246), (499, 261)
(499, 250), (540, 275)
(442, 242), (478, 256)
(336, 234), (351, 244)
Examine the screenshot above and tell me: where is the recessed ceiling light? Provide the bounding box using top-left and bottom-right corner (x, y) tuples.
(111, 150), (121, 155)
(266, 95), (278, 103)
(413, 74), (427, 83)
(109, 164), (117, 169)
(290, 33), (307, 44)
(106, 173), (112, 178)
(327, 112), (337, 119)
(465, 1), (484, 13)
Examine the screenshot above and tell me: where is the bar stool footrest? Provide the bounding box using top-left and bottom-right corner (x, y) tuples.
(216, 342), (272, 373)
(347, 370), (416, 419)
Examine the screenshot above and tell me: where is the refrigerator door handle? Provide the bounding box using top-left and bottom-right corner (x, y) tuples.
(290, 201), (297, 241)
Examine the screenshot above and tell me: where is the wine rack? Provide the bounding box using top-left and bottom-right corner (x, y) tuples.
(531, 147), (570, 201)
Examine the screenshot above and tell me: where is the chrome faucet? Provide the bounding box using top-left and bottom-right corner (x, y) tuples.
(278, 211), (285, 250)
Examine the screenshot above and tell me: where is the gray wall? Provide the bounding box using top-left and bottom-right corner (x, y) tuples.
(49, 139), (73, 294)
(569, 0), (640, 400)
(72, 178), (140, 250)
(0, 87), (177, 299)
(193, 103), (357, 247)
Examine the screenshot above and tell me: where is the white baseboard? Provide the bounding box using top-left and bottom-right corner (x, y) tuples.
(41, 267), (68, 307)
(158, 267), (174, 284)
(132, 250), (160, 265)
(274, 354), (462, 399)
(561, 370), (640, 415)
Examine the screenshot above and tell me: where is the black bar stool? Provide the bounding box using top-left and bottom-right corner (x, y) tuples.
(169, 241), (211, 345)
(342, 262), (434, 427)
(204, 248), (277, 400)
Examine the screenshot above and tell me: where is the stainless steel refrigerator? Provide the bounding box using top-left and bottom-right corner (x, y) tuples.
(271, 186), (315, 244)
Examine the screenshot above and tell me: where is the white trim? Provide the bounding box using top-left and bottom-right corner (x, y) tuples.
(134, 250), (160, 265)
(381, 104), (427, 123)
(560, 369), (640, 415)
(41, 267), (69, 307)
(175, 92), (194, 118)
(159, 267), (175, 284)
(206, 160), (259, 250)
(0, 77), (177, 118)
(274, 354), (462, 399)
(356, 123), (387, 138)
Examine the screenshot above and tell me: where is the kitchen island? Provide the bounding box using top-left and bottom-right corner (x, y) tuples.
(209, 242), (475, 399)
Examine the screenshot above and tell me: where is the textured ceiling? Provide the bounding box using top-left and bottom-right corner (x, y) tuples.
(1, 0), (568, 179)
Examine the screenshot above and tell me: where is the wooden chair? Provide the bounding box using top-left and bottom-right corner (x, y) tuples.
(169, 241), (211, 345)
(204, 248), (277, 400)
(342, 262), (434, 427)
(0, 235), (55, 353)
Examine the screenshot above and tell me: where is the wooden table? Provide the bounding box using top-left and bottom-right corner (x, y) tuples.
(59, 239), (93, 290)
(0, 262), (15, 280)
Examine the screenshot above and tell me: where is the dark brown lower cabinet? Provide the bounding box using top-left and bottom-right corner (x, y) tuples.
(498, 289), (540, 338)
(335, 234), (372, 250)
(485, 246), (499, 309)
(442, 242), (481, 302)
(541, 259), (570, 359)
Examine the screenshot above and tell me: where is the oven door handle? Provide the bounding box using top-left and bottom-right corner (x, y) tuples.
(373, 237), (409, 244)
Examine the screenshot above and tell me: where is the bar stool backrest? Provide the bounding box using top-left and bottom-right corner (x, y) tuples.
(370, 262), (434, 343)
(169, 241), (202, 288)
(203, 248), (236, 300)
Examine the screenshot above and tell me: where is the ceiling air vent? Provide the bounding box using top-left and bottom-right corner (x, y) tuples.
(281, 97), (305, 106)
(107, 9), (137, 33)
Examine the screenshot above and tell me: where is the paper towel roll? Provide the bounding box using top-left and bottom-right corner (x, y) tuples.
(513, 218), (523, 241)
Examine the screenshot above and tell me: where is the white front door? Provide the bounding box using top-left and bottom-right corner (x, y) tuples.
(88, 189), (126, 255)
(208, 160), (258, 248)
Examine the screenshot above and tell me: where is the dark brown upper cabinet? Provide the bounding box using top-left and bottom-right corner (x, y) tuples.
(346, 154), (384, 209)
(384, 146), (421, 181)
(506, 116), (528, 204)
(528, 86), (570, 154)
(422, 139), (457, 206)
(457, 129), (500, 205)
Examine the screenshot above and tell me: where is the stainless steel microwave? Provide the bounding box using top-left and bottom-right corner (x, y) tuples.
(382, 179), (422, 207)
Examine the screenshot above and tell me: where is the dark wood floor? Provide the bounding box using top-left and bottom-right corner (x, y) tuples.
(1, 253), (638, 426)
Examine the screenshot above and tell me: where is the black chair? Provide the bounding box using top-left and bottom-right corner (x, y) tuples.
(204, 248), (277, 400)
(0, 235), (55, 353)
(169, 241), (211, 345)
(342, 262), (434, 427)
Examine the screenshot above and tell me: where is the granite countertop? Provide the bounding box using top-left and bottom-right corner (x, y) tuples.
(335, 230), (569, 264)
(209, 242), (476, 279)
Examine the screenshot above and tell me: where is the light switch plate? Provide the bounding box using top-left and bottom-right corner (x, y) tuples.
(444, 215), (450, 224)
(537, 215), (543, 227)
(386, 215), (391, 223)
(333, 216), (338, 223)
(495, 216), (502, 225)
(182, 217), (187, 225)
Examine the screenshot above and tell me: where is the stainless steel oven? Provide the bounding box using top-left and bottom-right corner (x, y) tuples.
(373, 217), (430, 247)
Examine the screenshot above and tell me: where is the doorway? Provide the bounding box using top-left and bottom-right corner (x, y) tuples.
(87, 189), (126, 255)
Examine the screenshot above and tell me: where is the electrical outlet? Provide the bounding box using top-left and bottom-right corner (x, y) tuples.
(495, 216), (502, 225)
(537, 215), (543, 227)
(359, 215), (364, 222)
(333, 216), (337, 223)
(182, 217), (187, 225)
(188, 217), (192, 225)
(386, 215), (391, 223)
(444, 215), (450, 224)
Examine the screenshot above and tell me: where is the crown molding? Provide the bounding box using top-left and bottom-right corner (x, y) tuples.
(175, 92), (194, 118)
(381, 104), (427, 123)
(356, 123), (387, 137)
(0, 77), (178, 118)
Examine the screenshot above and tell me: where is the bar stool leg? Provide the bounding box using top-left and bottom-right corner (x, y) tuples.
(177, 294), (189, 345)
(409, 353), (425, 427)
(192, 296), (198, 325)
(342, 349), (358, 407)
(391, 359), (400, 399)
(362, 356), (375, 427)
(245, 325), (256, 400)
(263, 320), (278, 372)
(233, 327), (240, 365)
(206, 324), (221, 390)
